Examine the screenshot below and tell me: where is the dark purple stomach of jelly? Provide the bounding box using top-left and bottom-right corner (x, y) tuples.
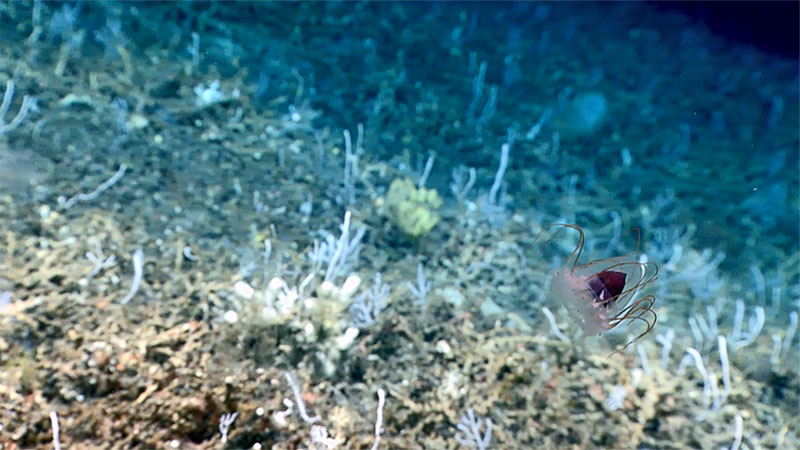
(586, 270), (626, 307)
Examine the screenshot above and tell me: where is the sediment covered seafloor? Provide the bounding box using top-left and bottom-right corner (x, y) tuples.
(0, 2), (797, 449)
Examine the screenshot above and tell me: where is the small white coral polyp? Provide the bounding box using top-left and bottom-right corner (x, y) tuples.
(540, 224), (658, 351)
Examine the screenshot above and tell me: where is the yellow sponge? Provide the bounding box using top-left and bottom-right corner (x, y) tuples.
(385, 177), (443, 238)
